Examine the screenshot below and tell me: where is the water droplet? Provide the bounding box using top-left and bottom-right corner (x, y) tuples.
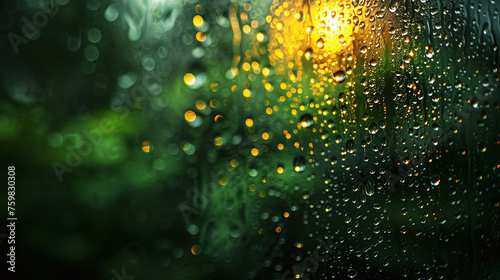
(347, 268), (357, 278)
(383, 256), (392, 266)
(304, 48), (313, 60)
(306, 25), (314, 34)
(379, 120), (386, 129)
(431, 175), (440, 186)
(345, 213), (352, 223)
(401, 225), (407, 234)
(293, 155), (307, 173)
(316, 38), (325, 49)
(362, 113), (369, 121)
(87, 28), (102, 43)
(368, 122), (379, 134)
(389, 0), (399, 13)
(364, 176), (375, 196)
(104, 4), (119, 22)
(191, 244), (202, 255)
(295, 11), (304, 22)
(333, 70), (346, 83)
(346, 139), (355, 153)
(353, 15), (359, 25)
(84, 45), (100, 62)
(425, 46), (434, 58)
(299, 114), (314, 128)
(302, 191), (310, 200)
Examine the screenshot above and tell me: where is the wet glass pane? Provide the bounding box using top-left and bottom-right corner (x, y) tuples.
(1, 0), (499, 279)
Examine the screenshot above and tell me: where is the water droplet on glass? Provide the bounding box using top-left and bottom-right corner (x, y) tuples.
(346, 139), (355, 153)
(389, 0), (399, 13)
(347, 268), (357, 278)
(383, 256), (392, 266)
(295, 11), (304, 22)
(293, 155), (307, 173)
(333, 70), (346, 83)
(345, 213), (352, 224)
(425, 46), (434, 58)
(304, 48), (313, 60)
(431, 175), (440, 186)
(104, 4), (119, 22)
(316, 38), (325, 49)
(364, 176), (375, 196)
(299, 114), (314, 128)
(368, 122), (379, 134)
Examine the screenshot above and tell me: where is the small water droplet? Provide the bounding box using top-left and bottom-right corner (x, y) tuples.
(316, 38), (325, 49)
(347, 268), (357, 278)
(295, 11), (304, 22)
(383, 256), (392, 266)
(431, 175), (440, 186)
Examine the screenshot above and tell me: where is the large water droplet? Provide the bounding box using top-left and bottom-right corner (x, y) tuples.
(368, 122), (379, 134)
(364, 176), (375, 196)
(347, 268), (357, 278)
(333, 70), (346, 83)
(304, 48), (313, 61)
(389, 0), (399, 13)
(299, 114), (314, 128)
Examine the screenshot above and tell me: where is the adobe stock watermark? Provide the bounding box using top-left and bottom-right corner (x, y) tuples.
(178, 170), (223, 225)
(111, 267), (135, 280)
(282, 236), (338, 280)
(51, 85), (149, 182)
(178, 138), (257, 225)
(7, 0), (64, 54)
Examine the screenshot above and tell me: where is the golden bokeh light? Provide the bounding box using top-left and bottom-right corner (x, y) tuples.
(193, 15), (203, 28)
(142, 141), (150, 153)
(191, 244), (202, 255)
(184, 110), (196, 122)
(245, 118), (254, 127)
(183, 73), (196, 86)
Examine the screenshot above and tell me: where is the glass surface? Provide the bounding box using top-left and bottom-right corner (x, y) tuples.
(0, 0), (499, 279)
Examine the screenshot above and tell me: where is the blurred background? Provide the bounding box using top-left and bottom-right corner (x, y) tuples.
(0, 0), (500, 279)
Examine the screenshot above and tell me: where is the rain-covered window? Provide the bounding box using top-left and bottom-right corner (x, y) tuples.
(1, 0), (499, 279)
